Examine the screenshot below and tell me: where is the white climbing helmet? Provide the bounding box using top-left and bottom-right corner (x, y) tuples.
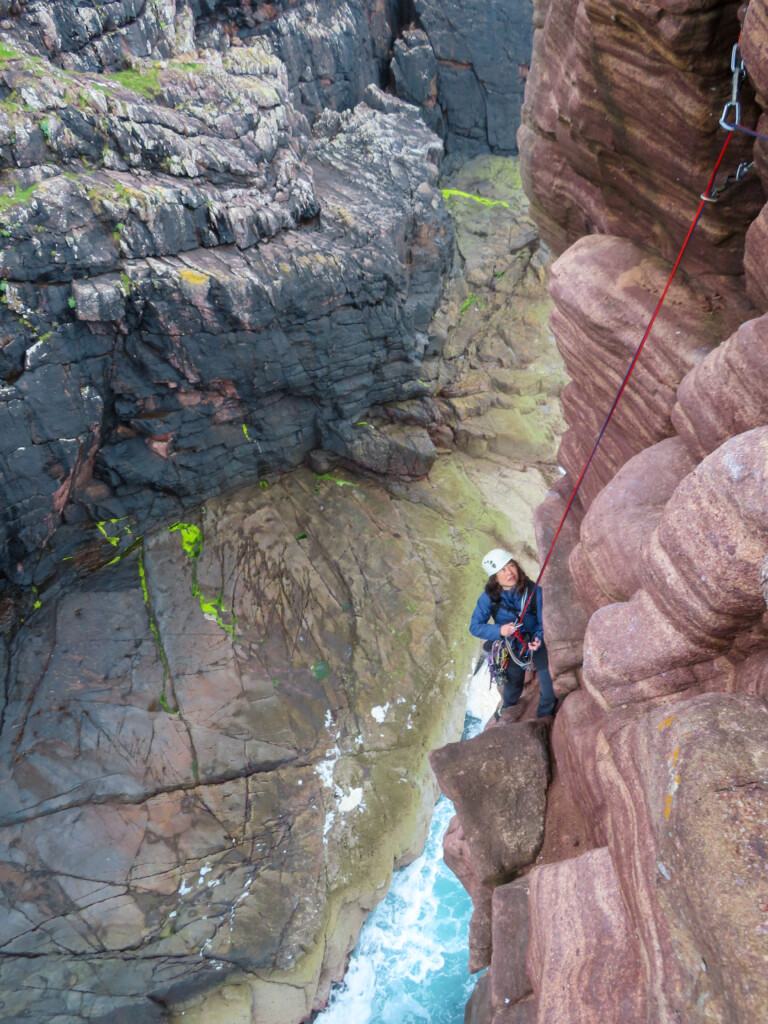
(481, 548), (515, 576)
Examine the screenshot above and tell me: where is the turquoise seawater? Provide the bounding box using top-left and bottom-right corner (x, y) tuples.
(315, 713), (483, 1024)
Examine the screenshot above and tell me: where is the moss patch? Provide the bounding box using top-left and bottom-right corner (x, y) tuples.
(441, 187), (511, 209)
(108, 67), (162, 99)
(0, 180), (41, 214)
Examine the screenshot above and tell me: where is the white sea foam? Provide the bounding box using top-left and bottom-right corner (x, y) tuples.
(466, 659), (499, 723)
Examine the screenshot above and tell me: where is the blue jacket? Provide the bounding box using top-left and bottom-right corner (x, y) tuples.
(469, 584), (544, 648)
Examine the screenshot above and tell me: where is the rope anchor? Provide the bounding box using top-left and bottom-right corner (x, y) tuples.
(701, 160), (754, 202)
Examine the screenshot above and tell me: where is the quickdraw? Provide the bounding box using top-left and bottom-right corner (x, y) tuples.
(719, 42), (749, 134)
(702, 42), (766, 202)
(700, 160), (753, 203)
(719, 42), (768, 145)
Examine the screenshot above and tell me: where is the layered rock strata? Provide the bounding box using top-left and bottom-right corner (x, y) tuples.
(0, 37), (451, 594)
(429, 0), (768, 1022)
(0, 0), (538, 602)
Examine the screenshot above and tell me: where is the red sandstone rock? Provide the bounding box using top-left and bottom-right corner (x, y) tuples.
(550, 690), (609, 848)
(494, 997), (537, 1024)
(741, 1), (768, 111)
(520, 0), (761, 271)
(515, 3), (768, 1024)
(549, 235), (740, 508)
(469, 885), (495, 974)
(443, 812), (496, 971)
(533, 747), (595, 866)
(527, 846), (647, 1023)
(574, 436), (697, 606)
(534, 488), (589, 683)
(465, 971), (493, 1024)
(584, 427), (768, 700)
(491, 879), (532, 1012)
(596, 693), (768, 1022)
(673, 314), (768, 460)
(743, 207), (768, 310)
(436, 716), (553, 971)
(567, 541), (612, 618)
(728, 647), (768, 698)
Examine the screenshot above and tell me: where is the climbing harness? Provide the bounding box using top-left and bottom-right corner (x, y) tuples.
(515, 36), (760, 624)
(486, 585), (535, 687)
(487, 635), (533, 693)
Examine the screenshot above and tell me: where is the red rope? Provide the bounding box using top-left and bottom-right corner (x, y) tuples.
(518, 132), (734, 623)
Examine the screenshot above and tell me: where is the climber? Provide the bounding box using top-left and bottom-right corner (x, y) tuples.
(469, 548), (556, 719)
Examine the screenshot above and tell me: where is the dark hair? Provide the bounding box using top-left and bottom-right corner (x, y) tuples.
(484, 559), (530, 602)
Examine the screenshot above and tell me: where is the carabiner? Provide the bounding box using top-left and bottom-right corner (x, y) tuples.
(720, 99), (741, 132)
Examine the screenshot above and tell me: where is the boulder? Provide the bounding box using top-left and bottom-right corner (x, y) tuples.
(430, 720), (550, 885)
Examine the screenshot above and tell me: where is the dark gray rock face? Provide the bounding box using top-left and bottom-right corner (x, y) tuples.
(406, 0), (533, 161)
(0, 14), (452, 596)
(391, 29), (444, 136)
(257, 0), (399, 118)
